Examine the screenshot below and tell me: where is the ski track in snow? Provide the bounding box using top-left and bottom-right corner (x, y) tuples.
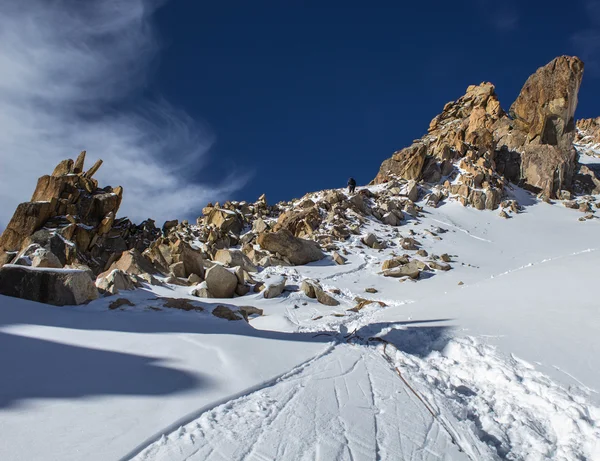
(131, 344), (467, 461)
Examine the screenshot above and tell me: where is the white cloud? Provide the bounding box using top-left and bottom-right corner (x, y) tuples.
(0, 0), (247, 227)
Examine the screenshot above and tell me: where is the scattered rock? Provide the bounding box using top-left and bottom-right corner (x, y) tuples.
(365, 287), (378, 294)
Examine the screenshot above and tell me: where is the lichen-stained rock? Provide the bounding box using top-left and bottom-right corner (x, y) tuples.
(0, 265), (98, 305)
(257, 229), (324, 266)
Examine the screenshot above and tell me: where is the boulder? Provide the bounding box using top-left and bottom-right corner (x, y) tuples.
(204, 264), (238, 298)
(0, 265), (98, 305)
(263, 276), (287, 299)
(257, 229), (324, 265)
(213, 249), (258, 273)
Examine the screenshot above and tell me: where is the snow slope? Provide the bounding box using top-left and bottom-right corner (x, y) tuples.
(1, 185), (600, 461)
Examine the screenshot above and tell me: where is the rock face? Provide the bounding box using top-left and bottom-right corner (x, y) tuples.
(373, 56), (586, 202)
(510, 56), (583, 147)
(257, 229), (324, 265)
(0, 265), (98, 305)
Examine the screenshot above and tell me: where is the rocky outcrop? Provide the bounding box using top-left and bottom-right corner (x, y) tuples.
(374, 56), (586, 203)
(0, 265), (98, 305)
(0, 152), (160, 274)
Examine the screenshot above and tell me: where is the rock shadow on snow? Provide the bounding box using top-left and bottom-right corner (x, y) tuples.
(0, 331), (205, 409)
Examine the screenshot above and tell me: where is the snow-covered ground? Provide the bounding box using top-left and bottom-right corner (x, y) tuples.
(2, 182), (600, 460)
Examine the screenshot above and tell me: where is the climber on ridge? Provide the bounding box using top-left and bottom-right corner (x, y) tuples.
(347, 177), (356, 194)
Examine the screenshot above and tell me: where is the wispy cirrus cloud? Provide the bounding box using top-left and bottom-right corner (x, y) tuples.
(572, 1), (600, 75)
(0, 0), (247, 227)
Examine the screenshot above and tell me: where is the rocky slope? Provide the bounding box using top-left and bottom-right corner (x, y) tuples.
(0, 55), (599, 309)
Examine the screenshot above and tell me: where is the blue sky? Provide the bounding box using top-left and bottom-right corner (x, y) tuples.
(151, 0), (599, 206)
(0, 0), (598, 225)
